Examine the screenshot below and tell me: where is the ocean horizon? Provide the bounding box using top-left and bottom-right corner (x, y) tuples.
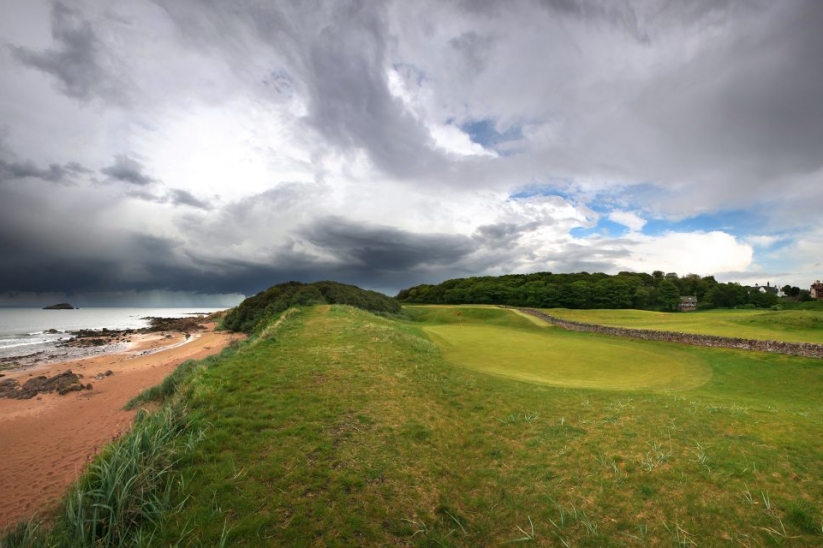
(0, 307), (228, 361)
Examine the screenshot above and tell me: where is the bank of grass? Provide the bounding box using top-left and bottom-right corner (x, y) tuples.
(1, 405), (195, 548)
(545, 307), (823, 344)
(125, 340), (244, 411)
(146, 304), (822, 546)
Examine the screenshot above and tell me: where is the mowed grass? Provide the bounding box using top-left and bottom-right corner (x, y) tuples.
(411, 307), (712, 391)
(545, 307), (823, 344)
(140, 304), (823, 547)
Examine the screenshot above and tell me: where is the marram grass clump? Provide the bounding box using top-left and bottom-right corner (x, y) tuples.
(1, 404), (199, 548)
(126, 339), (246, 410)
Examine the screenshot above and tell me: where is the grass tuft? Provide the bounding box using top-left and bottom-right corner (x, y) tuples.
(1, 404), (197, 548)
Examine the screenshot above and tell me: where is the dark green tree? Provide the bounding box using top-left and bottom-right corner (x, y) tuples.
(658, 280), (681, 311)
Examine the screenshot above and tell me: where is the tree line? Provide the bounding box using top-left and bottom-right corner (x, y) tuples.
(396, 271), (807, 310)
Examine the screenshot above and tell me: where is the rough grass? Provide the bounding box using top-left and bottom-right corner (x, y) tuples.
(142, 304), (823, 546)
(0, 405), (197, 548)
(125, 340), (244, 410)
(544, 307), (823, 344)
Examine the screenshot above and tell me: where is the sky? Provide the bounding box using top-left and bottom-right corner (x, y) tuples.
(1, 0), (822, 306)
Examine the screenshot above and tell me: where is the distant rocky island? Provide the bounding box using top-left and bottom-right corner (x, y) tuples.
(42, 303), (75, 310)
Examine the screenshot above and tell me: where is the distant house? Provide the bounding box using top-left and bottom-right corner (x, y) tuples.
(811, 280), (823, 300)
(679, 296), (697, 312)
(750, 282), (778, 295)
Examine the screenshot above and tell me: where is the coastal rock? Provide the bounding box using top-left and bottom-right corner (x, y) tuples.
(43, 303), (74, 310)
(0, 379), (18, 398)
(142, 316), (207, 332)
(0, 370), (89, 399)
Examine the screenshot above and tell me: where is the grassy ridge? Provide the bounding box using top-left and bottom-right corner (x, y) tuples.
(149, 305), (822, 546)
(546, 308), (823, 344)
(222, 280), (401, 333)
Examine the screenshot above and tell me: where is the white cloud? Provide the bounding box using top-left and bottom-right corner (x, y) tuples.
(608, 210), (646, 232)
(746, 235), (780, 248)
(615, 231), (753, 277)
(428, 123), (496, 157)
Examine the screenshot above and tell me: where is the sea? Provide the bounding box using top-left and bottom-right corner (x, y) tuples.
(0, 307), (227, 361)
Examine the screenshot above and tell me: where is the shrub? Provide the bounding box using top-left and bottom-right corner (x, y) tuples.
(223, 281), (400, 333)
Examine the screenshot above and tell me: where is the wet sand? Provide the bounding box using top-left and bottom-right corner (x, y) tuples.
(0, 324), (244, 530)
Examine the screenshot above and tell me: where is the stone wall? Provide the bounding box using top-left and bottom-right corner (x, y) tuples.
(518, 308), (823, 359)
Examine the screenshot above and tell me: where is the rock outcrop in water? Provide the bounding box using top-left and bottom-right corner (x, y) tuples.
(42, 303), (74, 310)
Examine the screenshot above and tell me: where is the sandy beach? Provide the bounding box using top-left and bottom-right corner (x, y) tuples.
(0, 324), (244, 530)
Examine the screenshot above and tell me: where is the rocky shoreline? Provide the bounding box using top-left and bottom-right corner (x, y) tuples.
(0, 315), (210, 373)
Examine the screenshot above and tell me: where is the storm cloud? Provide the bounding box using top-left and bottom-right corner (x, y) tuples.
(9, 1), (122, 102)
(301, 217), (476, 271)
(1, 0), (821, 305)
(101, 155), (156, 186)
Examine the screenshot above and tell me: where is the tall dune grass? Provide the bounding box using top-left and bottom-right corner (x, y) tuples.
(1, 404), (199, 548)
(4, 385), (215, 548)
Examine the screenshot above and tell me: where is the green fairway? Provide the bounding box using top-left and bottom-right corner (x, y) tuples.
(423, 323), (712, 391)
(545, 307), (823, 344)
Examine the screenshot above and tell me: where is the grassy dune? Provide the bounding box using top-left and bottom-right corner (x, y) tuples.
(545, 308), (823, 344)
(142, 305), (822, 547)
(7, 304), (822, 547)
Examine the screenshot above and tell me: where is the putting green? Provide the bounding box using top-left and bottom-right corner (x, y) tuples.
(424, 323), (712, 391)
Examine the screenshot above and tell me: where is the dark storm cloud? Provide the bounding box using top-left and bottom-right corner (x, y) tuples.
(543, 242), (633, 274)
(0, 139), (90, 185)
(473, 221), (545, 245)
(0, 158), (87, 184)
(464, 0), (647, 41)
(634, 1), (823, 185)
(0, 220), (229, 307)
(101, 155), (156, 186)
(300, 3), (446, 178)
(155, 0), (446, 179)
(301, 216), (476, 271)
(9, 1), (114, 102)
(0, 228), (202, 295)
(538, 0), (647, 41)
(124, 188), (212, 210)
(449, 31), (495, 78)
(169, 189), (212, 210)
